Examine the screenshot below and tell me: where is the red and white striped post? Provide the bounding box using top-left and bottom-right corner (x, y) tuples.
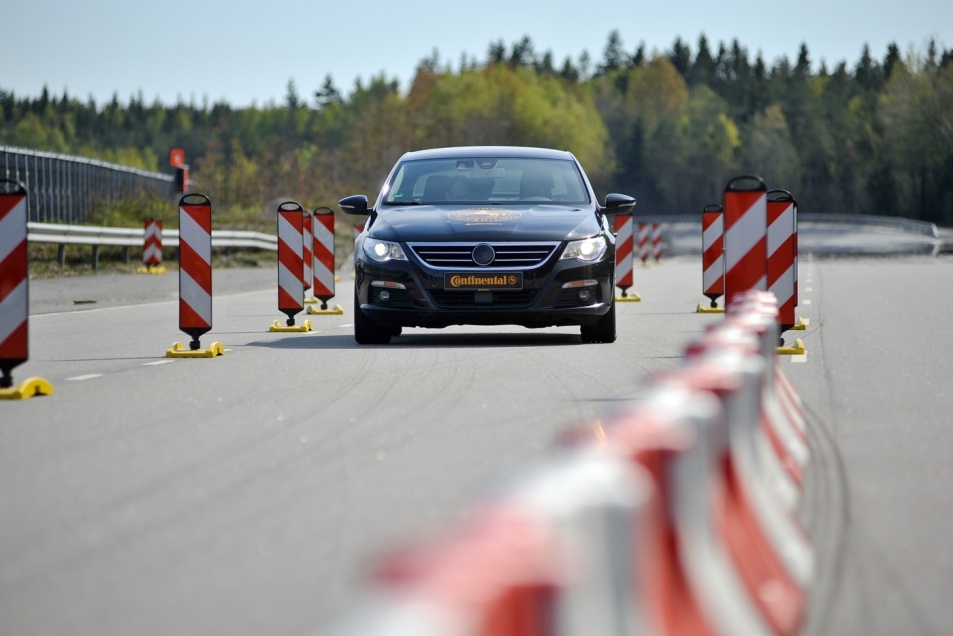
(177, 194), (213, 350)
(652, 222), (662, 262)
(277, 202), (305, 327)
(0, 181), (29, 390)
(614, 213), (635, 299)
(302, 211), (313, 298)
(723, 176), (767, 307)
(638, 222), (650, 265)
(767, 190), (797, 332)
(143, 219), (163, 268)
(701, 204), (724, 311)
(312, 206), (337, 310)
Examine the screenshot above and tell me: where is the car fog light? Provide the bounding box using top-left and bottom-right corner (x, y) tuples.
(378, 290), (391, 303)
(578, 289), (592, 302)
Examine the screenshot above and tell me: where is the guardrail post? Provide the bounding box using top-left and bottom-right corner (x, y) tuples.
(0, 180), (53, 399)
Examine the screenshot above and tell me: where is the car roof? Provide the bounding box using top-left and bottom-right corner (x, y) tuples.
(397, 146), (577, 162)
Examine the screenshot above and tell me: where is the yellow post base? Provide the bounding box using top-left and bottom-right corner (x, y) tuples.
(269, 320), (313, 333)
(696, 304), (725, 313)
(166, 342), (225, 358)
(306, 304), (344, 315)
(616, 294), (642, 302)
(304, 297), (318, 304)
(777, 338), (806, 356)
(789, 316), (809, 330)
(136, 265), (168, 275)
(0, 377), (54, 400)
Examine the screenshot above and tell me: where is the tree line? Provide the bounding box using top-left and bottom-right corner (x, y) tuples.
(2, 31), (952, 227)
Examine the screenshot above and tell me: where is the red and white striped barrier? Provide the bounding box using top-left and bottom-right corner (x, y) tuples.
(142, 219), (163, 267)
(766, 191), (797, 331)
(168, 194), (223, 357)
(638, 222), (650, 265)
(322, 289), (813, 636)
(724, 176), (767, 306)
(700, 204), (724, 311)
(302, 211), (313, 296)
(614, 214), (638, 300)
(272, 202), (311, 332)
(0, 181), (52, 398)
(652, 223), (663, 263)
(309, 206), (341, 314)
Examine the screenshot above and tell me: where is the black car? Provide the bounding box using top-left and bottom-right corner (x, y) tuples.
(340, 146), (635, 344)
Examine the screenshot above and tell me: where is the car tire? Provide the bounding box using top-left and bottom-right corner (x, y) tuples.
(580, 298), (616, 344)
(354, 288), (392, 345)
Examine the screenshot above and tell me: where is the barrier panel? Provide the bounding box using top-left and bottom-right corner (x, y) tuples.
(271, 202), (312, 332)
(766, 190), (799, 334)
(614, 214), (640, 301)
(308, 206), (344, 315)
(320, 289), (813, 636)
(652, 223), (663, 263)
(167, 193), (223, 358)
(699, 204), (725, 312)
(638, 223), (650, 265)
(724, 176), (767, 306)
(302, 211), (313, 297)
(139, 218), (166, 274)
(0, 180), (53, 398)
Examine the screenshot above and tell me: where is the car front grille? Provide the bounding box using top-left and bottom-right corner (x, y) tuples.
(428, 289), (539, 308)
(409, 242), (559, 269)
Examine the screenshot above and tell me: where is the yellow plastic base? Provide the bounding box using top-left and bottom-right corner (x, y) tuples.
(789, 316), (809, 330)
(166, 342), (225, 358)
(306, 304), (344, 315)
(615, 293), (642, 302)
(777, 338), (806, 356)
(304, 297), (318, 304)
(696, 304), (725, 314)
(136, 265), (168, 275)
(0, 377), (54, 400)
(269, 320), (313, 333)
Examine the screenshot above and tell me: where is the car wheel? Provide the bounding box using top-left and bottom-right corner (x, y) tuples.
(354, 288), (392, 345)
(580, 298), (616, 343)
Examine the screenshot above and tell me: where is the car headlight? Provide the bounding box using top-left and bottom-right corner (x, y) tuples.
(363, 238), (407, 263)
(561, 236), (608, 262)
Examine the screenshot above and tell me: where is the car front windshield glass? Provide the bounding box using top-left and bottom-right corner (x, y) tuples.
(382, 157), (590, 206)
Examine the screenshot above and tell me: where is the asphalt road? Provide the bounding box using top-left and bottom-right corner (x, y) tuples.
(2, 231), (952, 635)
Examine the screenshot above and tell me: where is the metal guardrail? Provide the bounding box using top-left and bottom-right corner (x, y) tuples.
(636, 212), (941, 238)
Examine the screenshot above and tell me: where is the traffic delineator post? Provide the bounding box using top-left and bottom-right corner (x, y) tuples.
(698, 203), (725, 313)
(0, 180), (52, 398)
(137, 219), (167, 274)
(302, 210), (314, 303)
(309, 206), (342, 313)
(637, 222), (651, 266)
(614, 213), (641, 301)
(724, 176), (768, 307)
(767, 190), (798, 332)
(168, 193), (223, 358)
(273, 202), (308, 330)
(652, 222), (663, 263)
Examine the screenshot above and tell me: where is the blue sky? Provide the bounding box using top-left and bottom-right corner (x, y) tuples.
(4, 0), (950, 108)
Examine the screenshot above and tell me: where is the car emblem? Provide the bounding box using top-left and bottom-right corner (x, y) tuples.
(472, 243), (495, 266)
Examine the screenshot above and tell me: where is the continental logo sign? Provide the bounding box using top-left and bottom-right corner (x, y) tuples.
(448, 209), (522, 225)
(445, 273), (522, 289)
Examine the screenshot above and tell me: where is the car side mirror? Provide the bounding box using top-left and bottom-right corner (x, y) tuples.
(603, 193), (636, 214)
(339, 195), (369, 215)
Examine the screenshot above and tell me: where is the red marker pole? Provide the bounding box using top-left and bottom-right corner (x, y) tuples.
(701, 204), (724, 310)
(312, 207), (337, 310)
(767, 190), (797, 332)
(277, 202), (305, 327)
(652, 222), (662, 262)
(724, 176), (767, 307)
(178, 194), (213, 350)
(0, 181), (29, 389)
(614, 213), (634, 298)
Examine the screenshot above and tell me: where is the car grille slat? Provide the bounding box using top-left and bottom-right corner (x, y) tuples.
(409, 242), (559, 269)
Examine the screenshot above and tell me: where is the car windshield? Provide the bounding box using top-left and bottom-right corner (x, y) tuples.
(381, 157), (591, 206)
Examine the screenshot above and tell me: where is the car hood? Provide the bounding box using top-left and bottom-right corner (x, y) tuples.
(369, 205), (602, 243)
